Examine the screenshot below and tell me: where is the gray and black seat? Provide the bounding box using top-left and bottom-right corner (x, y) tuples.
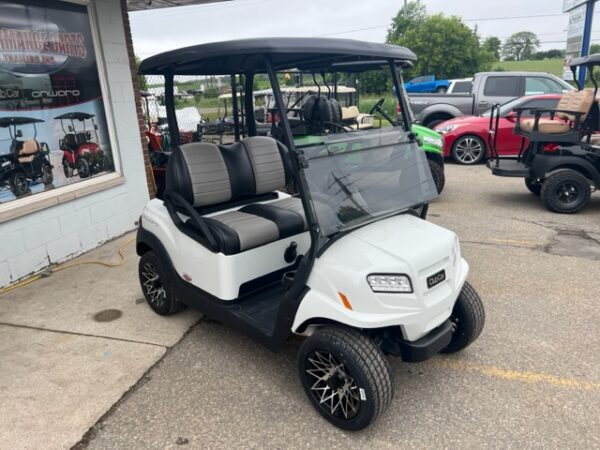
(164, 136), (307, 255)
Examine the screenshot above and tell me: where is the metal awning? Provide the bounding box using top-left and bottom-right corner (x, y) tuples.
(127, 0), (230, 12)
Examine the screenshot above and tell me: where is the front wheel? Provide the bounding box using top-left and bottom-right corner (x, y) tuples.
(451, 135), (486, 165)
(298, 326), (393, 431)
(41, 164), (53, 185)
(441, 282), (485, 353)
(428, 159), (445, 194)
(540, 170), (591, 214)
(77, 157), (90, 179)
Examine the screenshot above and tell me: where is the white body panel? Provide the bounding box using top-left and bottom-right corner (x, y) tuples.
(294, 214), (468, 342)
(140, 196), (310, 300)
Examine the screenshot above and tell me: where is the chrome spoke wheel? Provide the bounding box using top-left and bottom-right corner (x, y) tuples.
(306, 350), (360, 420)
(455, 137), (483, 164)
(141, 263), (166, 309)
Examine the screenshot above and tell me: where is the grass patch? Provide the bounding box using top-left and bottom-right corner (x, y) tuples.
(492, 58), (564, 77)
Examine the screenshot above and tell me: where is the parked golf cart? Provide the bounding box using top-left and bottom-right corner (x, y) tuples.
(137, 38), (484, 430)
(487, 55), (600, 213)
(0, 117), (52, 197)
(55, 112), (112, 179)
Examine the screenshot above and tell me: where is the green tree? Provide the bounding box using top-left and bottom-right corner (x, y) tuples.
(531, 49), (564, 60)
(390, 14), (494, 79)
(501, 31), (541, 61)
(589, 43), (600, 54)
(386, 0), (427, 42)
(135, 56), (148, 91)
(482, 36), (502, 60)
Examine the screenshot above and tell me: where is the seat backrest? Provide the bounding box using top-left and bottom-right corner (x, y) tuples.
(165, 136), (289, 209)
(556, 89), (595, 121)
(19, 139), (40, 156)
(75, 132), (87, 145)
(342, 106), (360, 121)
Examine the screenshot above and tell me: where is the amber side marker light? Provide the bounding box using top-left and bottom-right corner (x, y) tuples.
(338, 292), (353, 311)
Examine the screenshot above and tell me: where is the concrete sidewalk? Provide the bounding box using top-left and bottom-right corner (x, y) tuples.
(0, 232), (200, 450)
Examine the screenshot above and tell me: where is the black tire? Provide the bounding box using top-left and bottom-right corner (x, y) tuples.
(62, 156), (73, 178)
(441, 282), (485, 353)
(451, 135), (486, 165)
(41, 164), (53, 185)
(428, 159), (445, 194)
(329, 98), (342, 125)
(435, 86), (447, 93)
(298, 326), (393, 431)
(77, 157), (90, 179)
(540, 170), (591, 214)
(138, 251), (185, 316)
(102, 154), (113, 171)
(524, 178), (541, 196)
(10, 172), (29, 197)
(424, 118), (447, 129)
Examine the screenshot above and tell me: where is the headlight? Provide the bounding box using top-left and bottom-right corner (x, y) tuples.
(367, 274), (413, 293)
(435, 124), (457, 134)
(422, 135), (444, 148)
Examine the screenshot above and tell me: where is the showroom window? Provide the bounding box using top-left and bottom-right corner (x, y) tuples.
(0, 0), (118, 211)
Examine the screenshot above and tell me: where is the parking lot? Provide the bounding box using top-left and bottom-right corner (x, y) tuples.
(78, 164), (600, 449)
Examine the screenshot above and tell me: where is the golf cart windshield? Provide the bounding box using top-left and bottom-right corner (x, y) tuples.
(302, 128), (437, 236)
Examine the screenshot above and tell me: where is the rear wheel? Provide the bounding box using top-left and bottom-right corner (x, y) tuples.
(435, 86), (447, 93)
(298, 326), (393, 431)
(441, 282), (485, 353)
(77, 157), (90, 179)
(10, 172), (29, 197)
(138, 251), (185, 315)
(524, 178), (541, 196)
(541, 170), (591, 214)
(428, 159), (445, 194)
(451, 135), (486, 165)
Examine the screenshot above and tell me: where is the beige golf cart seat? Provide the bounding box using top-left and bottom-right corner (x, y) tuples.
(520, 89), (595, 134)
(166, 136), (308, 255)
(17, 139), (41, 163)
(342, 106), (374, 130)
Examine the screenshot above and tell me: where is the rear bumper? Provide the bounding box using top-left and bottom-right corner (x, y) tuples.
(383, 319), (453, 362)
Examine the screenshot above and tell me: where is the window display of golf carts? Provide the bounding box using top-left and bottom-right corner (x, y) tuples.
(137, 38), (484, 430)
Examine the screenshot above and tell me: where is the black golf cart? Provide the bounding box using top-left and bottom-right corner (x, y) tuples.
(0, 117), (52, 197)
(137, 38), (484, 430)
(487, 55), (600, 213)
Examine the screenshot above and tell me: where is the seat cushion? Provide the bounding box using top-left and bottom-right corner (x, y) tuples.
(521, 118), (570, 134)
(18, 155), (35, 163)
(203, 210), (280, 255)
(240, 197), (306, 238)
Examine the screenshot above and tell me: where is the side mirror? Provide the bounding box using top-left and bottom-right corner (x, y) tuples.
(68, 125), (74, 132)
(94, 124), (98, 130)
(15, 129), (23, 138)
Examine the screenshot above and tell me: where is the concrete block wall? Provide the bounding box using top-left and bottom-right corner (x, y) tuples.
(0, 0), (150, 287)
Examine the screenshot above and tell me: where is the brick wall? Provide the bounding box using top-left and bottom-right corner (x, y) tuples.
(0, 0), (150, 287)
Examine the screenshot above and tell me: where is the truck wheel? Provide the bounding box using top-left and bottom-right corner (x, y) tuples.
(451, 135), (486, 165)
(77, 158), (90, 179)
(10, 172), (29, 197)
(138, 251), (185, 315)
(441, 282), (485, 353)
(41, 164), (53, 185)
(298, 326), (393, 431)
(541, 170), (591, 214)
(435, 86), (447, 93)
(524, 178), (541, 196)
(428, 159), (445, 194)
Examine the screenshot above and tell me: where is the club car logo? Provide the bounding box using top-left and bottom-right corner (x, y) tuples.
(0, 87), (20, 99)
(426, 269), (446, 289)
(0, 5), (87, 76)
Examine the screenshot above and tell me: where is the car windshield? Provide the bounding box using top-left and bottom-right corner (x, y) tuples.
(480, 97), (521, 117)
(300, 128), (438, 237)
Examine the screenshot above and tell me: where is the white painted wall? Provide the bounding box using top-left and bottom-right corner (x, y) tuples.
(0, 0), (149, 287)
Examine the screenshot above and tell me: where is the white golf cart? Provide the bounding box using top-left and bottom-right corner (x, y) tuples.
(137, 38), (484, 430)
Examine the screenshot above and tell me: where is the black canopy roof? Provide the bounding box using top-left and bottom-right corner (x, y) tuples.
(569, 53), (600, 67)
(54, 112), (95, 120)
(139, 37), (416, 75)
(0, 117), (44, 127)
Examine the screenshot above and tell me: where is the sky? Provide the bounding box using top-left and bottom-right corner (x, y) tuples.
(130, 0), (597, 59)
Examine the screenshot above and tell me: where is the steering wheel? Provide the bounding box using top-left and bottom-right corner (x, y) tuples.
(369, 97), (386, 115)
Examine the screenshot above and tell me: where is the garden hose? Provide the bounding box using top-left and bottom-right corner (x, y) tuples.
(0, 236), (136, 297)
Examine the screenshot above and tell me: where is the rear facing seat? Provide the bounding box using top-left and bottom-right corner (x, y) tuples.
(164, 136), (307, 255)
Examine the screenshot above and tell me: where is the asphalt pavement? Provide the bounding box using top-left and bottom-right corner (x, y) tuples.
(76, 164), (600, 449)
